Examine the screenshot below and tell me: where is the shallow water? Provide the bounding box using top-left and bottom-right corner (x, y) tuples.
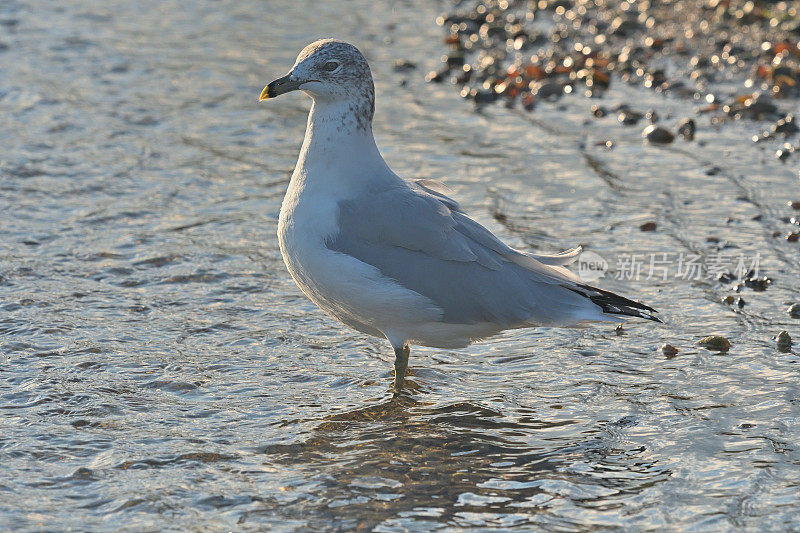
(2, 0), (800, 530)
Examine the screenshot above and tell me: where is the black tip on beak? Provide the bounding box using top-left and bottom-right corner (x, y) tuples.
(259, 73), (302, 101)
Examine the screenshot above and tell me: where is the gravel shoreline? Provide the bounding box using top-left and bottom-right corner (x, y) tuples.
(432, 0), (800, 151)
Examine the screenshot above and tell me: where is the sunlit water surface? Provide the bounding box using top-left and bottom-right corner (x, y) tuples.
(2, 0), (800, 530)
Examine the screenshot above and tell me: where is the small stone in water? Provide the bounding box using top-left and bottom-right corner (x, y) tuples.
(642, 125), (674, 144)
(639, 221), (657, 231)
(787, 232), (799, 242)
(615, 324), (624, 336)
(788, 303), (800, 318)
(425, 69), (446, 83)
(660, 344), (678, 357)
(522, 92), (535, 111)
(698, 335), (731, 352)
(722, 295), (745, 308)
(789, 201), (800, 210)
(591, 105), (607, 118)
(392, 59), (417, 72)
(744, 276), (771, 291)
(677, 118), (696, 140)
(618, 110), (642, 125)
(776, 143), (794, 161)
(776, 331), (792, 352)
(773, 114), (798, 135)
(718, 272), (734, 283)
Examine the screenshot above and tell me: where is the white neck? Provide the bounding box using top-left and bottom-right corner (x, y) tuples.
(293, 99), (395, 189)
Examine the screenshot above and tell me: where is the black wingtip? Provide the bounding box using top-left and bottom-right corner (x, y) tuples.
(565, 283), (662, 323)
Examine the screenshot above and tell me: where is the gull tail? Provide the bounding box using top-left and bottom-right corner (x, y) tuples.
(528, 245), (582, 266)
(563, 283), (662, 323)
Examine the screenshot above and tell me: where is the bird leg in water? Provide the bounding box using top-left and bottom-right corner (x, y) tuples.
(393, 345), (410, 390)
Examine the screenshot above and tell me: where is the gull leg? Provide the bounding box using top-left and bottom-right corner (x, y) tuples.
(393, 345), (410, 391)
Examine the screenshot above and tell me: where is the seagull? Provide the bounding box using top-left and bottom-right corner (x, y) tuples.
(259, 39), (660, 390)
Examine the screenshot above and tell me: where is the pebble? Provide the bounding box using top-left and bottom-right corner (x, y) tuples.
(773, 114), (798, 135)
(425, 69), (446, 83)
(677, 118), (696, 140)
(697, 335), (731, 352)
(619, 110), (643, 126)
(744, 276), (771, 291)
(392, 59), (417, 72)
(776, 331), (792, 352)
(788, 303), (800, 318)
(639, 221), (657, 231)
(776, 143), (795, 161)
(725, 93), (779, 120)
(642, 125), (674, 144)
(660, 344), (679, 357)
(717, 272), (735, 283)
(722, 296), (746, 308)
(615, 324), (624, 336)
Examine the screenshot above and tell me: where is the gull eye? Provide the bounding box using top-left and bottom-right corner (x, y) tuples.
(322, 61), (340, 72)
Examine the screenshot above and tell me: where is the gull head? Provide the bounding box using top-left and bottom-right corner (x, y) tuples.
(259, 39), (374, 109)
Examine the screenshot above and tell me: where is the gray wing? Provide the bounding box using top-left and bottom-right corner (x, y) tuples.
(327, 181), (594, 327)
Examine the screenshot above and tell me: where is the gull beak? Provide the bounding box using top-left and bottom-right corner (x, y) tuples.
(259, 73), (303, 101)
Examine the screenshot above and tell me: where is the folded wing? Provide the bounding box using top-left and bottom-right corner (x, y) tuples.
(326, 180), (630, 327)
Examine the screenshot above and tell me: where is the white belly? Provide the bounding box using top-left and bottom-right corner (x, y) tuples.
(275, 172), (510, 349)
(277, 183), (447, 345)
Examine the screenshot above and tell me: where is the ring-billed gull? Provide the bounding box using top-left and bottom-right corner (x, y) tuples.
(259, 39), (659, 390)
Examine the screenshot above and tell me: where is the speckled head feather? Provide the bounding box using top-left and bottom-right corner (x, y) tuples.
(289, 39), (375, 130)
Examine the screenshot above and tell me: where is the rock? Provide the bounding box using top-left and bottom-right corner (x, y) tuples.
(454, 65), (472, 84)
(744, 276), (771, 291)
(425, 69), (447, 83)
(610, 15), (641, 36)
(642, 125), (674, 144)
(725, 93), (779, 120)
(660, 344), (679, 357)
(788, 303), (800, 318)
(639, 221), (657, 231)
(471, 89), (497, 105)
(697, 335), (731, 352)
(722, 296), (744, 307)
(392, 59), (417, 72)
(618, 110), (643, 125)
(442, 52), (465, 68)
(787, 232), (799, 242)
(615, 324), (624, 336)
(531, 80), (563, 100)
(522, 92), (535, 111)
(718, 272), (735, 283)
(773, 114), (798, 135)
(776, 331), (792, 352)
(777, 143), (795, 161)
(677, 118), (696, 140)
(591, 104), (607, 118)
